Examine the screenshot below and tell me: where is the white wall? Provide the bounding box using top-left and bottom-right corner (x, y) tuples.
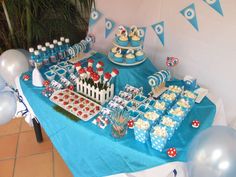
(91, 0), (236, 123)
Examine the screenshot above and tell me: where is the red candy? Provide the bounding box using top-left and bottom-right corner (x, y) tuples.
(43, 80), (50, 87)
(23, 74), (30, 81)
(73, 107), (78, 112)
(127, 120), (134, 128)
(84, 107), (89, 111)
(167, 148), (177, 158)
(63, 101), (68, 105)
(74, 100), (79, 104)
(90, 103), (95, 107)
(68, 85), (74, 91)
(64, 95), (69, 99)
(192, 120), (200, 128)
(59, 99), (63, 102)
(79, 104), (84, 108)
(83, 114), (88, 119)
(95, 106), (100, 110)
(85, 100), (89, 104)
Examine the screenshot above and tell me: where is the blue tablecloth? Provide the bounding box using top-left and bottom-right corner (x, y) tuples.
(20, 53), (216, 177)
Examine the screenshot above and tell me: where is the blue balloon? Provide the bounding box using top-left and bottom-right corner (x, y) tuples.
(0, 91), (17, 125)
(187, 126), (236, 177)
(0, 75), (6, 91)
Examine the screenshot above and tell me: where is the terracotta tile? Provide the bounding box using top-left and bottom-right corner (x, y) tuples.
(0, 159), (15, 177)
(17, 130), (52, 157)
(20, 119), (33, 132)
(53, 149), (73, 177)
(0, 118), (21, 136)
(0, 134), (18, 160)
(14, 152), (53, 177)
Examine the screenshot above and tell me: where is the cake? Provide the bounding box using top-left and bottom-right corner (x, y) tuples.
(113, 52), (123, 63)
(135, 50), (144, 61)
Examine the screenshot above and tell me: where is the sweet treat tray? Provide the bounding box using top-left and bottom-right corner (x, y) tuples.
(108, 55), (147, 66)
(50, 89), (101, 121)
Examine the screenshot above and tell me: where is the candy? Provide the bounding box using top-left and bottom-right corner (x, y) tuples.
(166, 57), (179, 68)
(96, 61), (104, 68)
(97, 67), (104, 76)
(104, 72), (111, 81)
(127, 120), (134, 129)
(23, 74), (30, 81)
(111, 68), (119, 77)
(68, 85), (74, 91)
(43, 80), (50, 87)
(87, 58), (94, 67)
(167, 148), (177, 158)
(192, 120), (200, 128)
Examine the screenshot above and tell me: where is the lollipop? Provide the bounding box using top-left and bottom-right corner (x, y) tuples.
(79, 68), (87, 80)
(87, 58), (94, 67)
(75, 62), (82, 73)
(86, 66), (94, 79)
(103, 72), (111, 88)
(111, 68), (119, 77)
(97, 67), (104, 76)
(92, 73), (100, 88)
(96, 61), (104, 69)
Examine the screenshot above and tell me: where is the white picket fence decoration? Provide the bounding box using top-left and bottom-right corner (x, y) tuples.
(76, 79), (114, 105)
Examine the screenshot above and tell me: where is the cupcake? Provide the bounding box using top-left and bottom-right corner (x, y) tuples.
(131, 35), (141, 47)
(113, 52), (123, 63)
(117, 35), (129, 47)
(135, 49), (145, 61)
(109, 47), (117, 58)
(125, 53), (136, 64)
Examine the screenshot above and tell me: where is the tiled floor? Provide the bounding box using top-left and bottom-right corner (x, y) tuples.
(0, 118), (73, 177)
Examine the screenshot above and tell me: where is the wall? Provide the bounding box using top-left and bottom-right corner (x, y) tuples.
(90, 0), (236, 124)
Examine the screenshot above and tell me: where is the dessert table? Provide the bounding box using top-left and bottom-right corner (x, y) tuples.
(16, 52), (217, 177)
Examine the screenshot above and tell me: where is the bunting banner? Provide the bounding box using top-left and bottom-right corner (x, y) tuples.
(151, 21), (165, 46)
(105, 18), (116, 38)
(138, 27), (147, 42)
(89, 9), (102, 26)
(203, 0), (223, 16)
(180, 3), (199, 31)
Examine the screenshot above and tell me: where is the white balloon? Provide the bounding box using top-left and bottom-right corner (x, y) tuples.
(0, 49), (30, 87)
(0, 91), (17, 125)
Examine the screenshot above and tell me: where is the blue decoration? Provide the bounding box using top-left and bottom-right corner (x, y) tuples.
(180, 3), (199, 31)
(203, 0), (223, 16)
(105, 18), (115, 38)
(152, 21), (165, 46)
(138, 27), (147, 42)
(89, 9), (101, 26)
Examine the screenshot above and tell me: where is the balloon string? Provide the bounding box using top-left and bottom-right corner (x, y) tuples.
(10, 87), (29, 117)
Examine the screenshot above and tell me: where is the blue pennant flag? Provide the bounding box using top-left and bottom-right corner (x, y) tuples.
(105, 18), (115, 38)
(89, 9), (102, 27)
(203, 0), (223, 16)
(180, 3), (199, 31)
(138, 27), (147, 42)
(151, 21), (165, 46)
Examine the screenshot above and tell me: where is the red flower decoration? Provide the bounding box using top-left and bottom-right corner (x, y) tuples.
(167, 148), (177, 158)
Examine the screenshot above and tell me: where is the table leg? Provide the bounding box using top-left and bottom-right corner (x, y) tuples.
(32, 118), (43, 143)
